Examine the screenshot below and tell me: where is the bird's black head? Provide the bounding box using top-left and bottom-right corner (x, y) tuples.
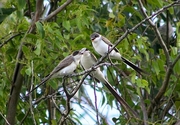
(72, 50), (79, 56)
(90, 32), (100, 41)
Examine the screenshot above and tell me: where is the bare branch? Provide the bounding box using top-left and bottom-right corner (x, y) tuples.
(0, 112), (10, 125)
(172, 53), (180, 67)
(93, 81), (100, 125)
(28, 0), (44, 33)
(138, 0), (170, 63)
(20, 109), (30, 124)
(137, 0), (180, 117)
(29, 61), (37, 125)
(94, 1), (180, 69)
(43, 0), (73, 21)
(0, 33), (21, 48)
(6, 0), (43, 124)
(59, 73), (89, 124)
(139, 89), (148, 125)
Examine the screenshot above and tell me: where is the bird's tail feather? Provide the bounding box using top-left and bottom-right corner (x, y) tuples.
(27, 75), (50, 96)
(121, 56), (146, 74)
(103, 79), (139, 118)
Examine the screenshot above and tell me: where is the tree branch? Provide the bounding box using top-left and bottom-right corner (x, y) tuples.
(138, 0), (170, 63)
(137, 0), (180, 117)
(6, 0), (43, 124)
(0, 33), (21, 48)
(43, 0), (73, 21)
(96, 1), (180, 67)
(0, 112), (10, 125)
(6, 0), (74, 124)
(59, 73), (89, 124)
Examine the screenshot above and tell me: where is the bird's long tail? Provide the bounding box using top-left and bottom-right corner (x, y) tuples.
(27, 75), (50, 96)
(121, 56), (146, 74)
(103, 78), (139, 118)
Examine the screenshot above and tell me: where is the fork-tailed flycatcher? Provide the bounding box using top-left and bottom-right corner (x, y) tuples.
(80, 48), (138, 117)
(90, 32), (145, 74)
(28, 50), (82, 95)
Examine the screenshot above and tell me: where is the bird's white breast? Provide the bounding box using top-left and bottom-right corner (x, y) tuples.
(92, 39), (121, 59)
(92, 39), (109, 56)
(81, 53), (94, 69)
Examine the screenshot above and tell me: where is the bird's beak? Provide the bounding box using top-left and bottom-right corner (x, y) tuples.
(91, 37), (95, 41)
(80, 48), (87, 54)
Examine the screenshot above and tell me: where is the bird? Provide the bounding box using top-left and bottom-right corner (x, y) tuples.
(90, 32), (145, 74)
(152, 22), (173, 46)
(27, 50), (83, 95)
(80, 48), (138, 117)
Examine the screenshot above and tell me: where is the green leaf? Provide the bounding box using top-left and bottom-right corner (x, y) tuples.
(6, 47), (16, 55)
(174, 60), (180, 75)
(0, 8), (16, 23)
(36, 22), (45, 38)
(26, 33), (37, 39)
(109, 12), (115, 18)
(34, 40), (41, 55)
(49, 80), (58, 90)
(76, 18), (82, 31)
(131, 73), (136, 84)
(22, 45), (31, 59)
(152, 60), (160, 75)
(25, 67), (31, 76)
(51, 119), (57, 125)
(171, 46), (177, 55)
(136, 79), (148, 88)
(136, 79), (150, 94)
(176, 22), (180, 48)
(16, 10), (23, 19)
(62, 20), (71, 31)
(72, 34), (84, 43)
(17, 0), (26, 9)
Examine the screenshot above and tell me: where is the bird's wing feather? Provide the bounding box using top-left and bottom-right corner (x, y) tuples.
(50, 55), (74, 75)
(27, 55), (74, 96)
(102, 36), (119, 52)
(90, 52), (98, 62)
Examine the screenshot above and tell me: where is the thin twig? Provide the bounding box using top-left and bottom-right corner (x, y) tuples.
(138, 0), (170, 63)
(0, 112), (10, 125)
(93, 80), (100, 125)
(0, 33), (21, 48)
(43, 0), (73, 21)
(59, 73), (89, 124)
(139, 88), (148, 125)
(51, 97), (63, 114)
(137, 0), (180, 117)
(29, 61), (36, 125)
(69, 62), (112, 77)
(20, 109), (30, 124)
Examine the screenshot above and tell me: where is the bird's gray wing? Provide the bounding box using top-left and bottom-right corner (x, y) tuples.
(102, 36), (119, 52)
(90, 52), (98, 62)
(50, 55), (74, 75)
(27, 55), (74, 95)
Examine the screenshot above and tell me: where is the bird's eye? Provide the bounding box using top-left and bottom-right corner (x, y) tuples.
(85, 48), (89, 51)
(91, 33), (99, 40)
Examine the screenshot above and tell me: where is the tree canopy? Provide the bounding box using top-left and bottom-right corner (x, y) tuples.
(1, 0), (180, 124)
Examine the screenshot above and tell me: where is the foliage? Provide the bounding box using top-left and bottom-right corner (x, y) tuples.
(0, 0), (180, 124)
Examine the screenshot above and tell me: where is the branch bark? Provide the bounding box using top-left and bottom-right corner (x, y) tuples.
(6, 0), (43, 124)
(6, 0), (74, 124)
(137, 0), (180, 117)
